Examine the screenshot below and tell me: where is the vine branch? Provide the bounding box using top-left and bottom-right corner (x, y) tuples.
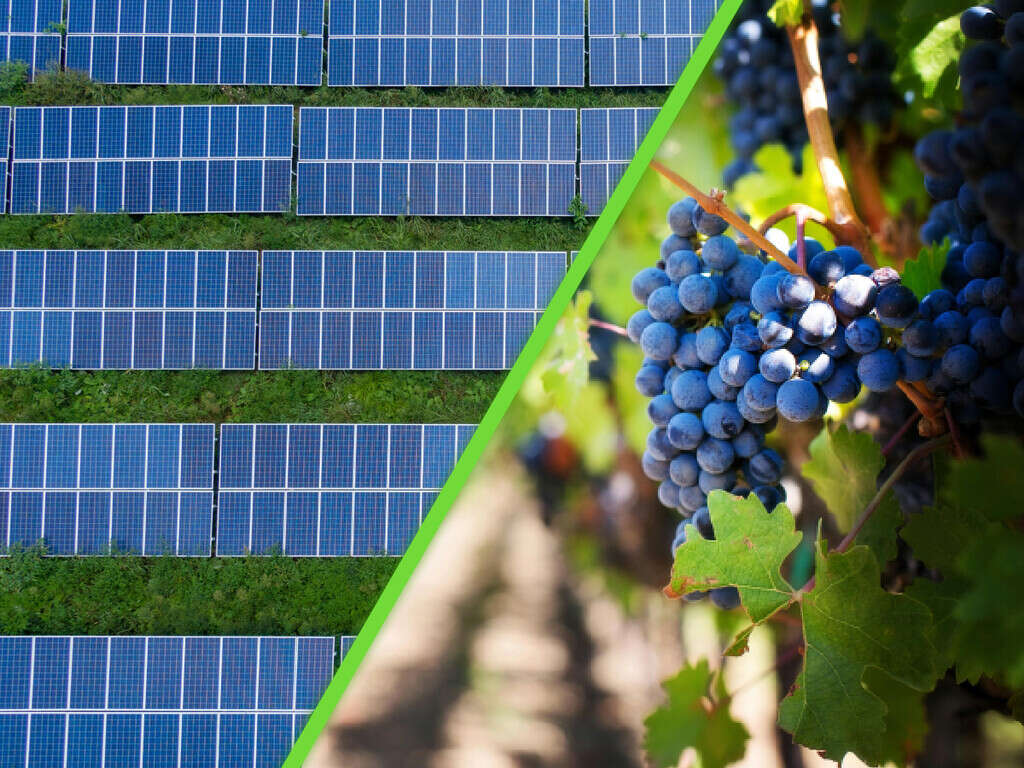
(835, 434), (952, 554)
(786, 16), (872, 257)
(649, 160), (806, 277)
(758, 203), (850, 249)
(589, 318), (629, 337)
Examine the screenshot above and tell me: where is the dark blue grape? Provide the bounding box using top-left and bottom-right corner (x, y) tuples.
(648, 284), (684, 321)
(796, 301), (838, 345)
(678, 274), (719, 314)
(667, 197), (699, 237)
(742, 374), (779, 410)
(875, 284), (919, 329)
(903, 319), (939, 357)
(696, 437), (735, 474)
(941, 344), (982, 384)
(627, 309), (655, 343)
(718, 348), (758, 387)
(665, 249), (702, 281)
(669, 453), (701, 487)
(696, 325), (731, 365)
(643, 452), (671, 481)
(702, 400), (745, 439)
(777, 378), (820, 421)
(703, 235), (740, 270)
(708, 365), (741, 401)
(641, 321), (678, 360)
(759, 348), (797, 383)
(672, 369), (713, 411)
(798, 349), (836, 383)
(808, 250), (846, 285)
(821, 361), (861, 402)
(833, 274), (877, 317)
(857, 349), (900, 392)
(632, 267), (670, 303)
(776, 273), (816, 309)
(758, 311), (794, 348)
(635, 365), (665, 397)
(667, 412), (705, 451)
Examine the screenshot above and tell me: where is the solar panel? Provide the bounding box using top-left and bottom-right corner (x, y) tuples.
(0, 0), (61, 78)
(0, 423), (215, 556)
(296, 107), (577, 216)
(66, 0), (326, 85)
(10, 105), (294, 214)
(0, 250), (258, 369)
(0, 107), (10, 213)
(258, 250), (566, 370)
(579, 107), (658, 215)
(216, 423), (476, 556)
(327, 0), (584, 87)
(0, 635), (335, 768)
(588, 0), (721, 86)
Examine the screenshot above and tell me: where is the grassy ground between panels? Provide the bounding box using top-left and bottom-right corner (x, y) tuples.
(0, 546), (396, 637)
(0, 68), (659, 638)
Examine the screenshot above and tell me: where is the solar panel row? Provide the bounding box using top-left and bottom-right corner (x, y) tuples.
(10, 105), (293, 214)
(4, 106), (658, 216)
(3, 0), (722, 85)
(258, 250), (565, 369)
(0, 423), (215, 555)
(0, 0), (61, 79)
(0, 250), (565, 370)
(217, 423), (475, 556)
(588, 0), (722, 85)
(580, 107), (659, 214)
(0, 250), (258, 369)
(0, 635), (335, 768)
(0, 422), (473, 557)
(66, 0), (327, 85)
(327, 0), (585, 87)
(296, 107), (577, 216)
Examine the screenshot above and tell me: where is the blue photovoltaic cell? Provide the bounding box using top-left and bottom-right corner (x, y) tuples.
(0, 250), (258, 369)
(328, 0), (583, 87)
(0, 423), (215, 556)
(296, 107), (577, 216)
(579, 108), (658, 215)
(66, 0), (326, 85)
(258, 250), (566, 369)
(216, 423), (476, 556)
(10, 105), (294, 214)
(588, 0), (721, 85)
(0, 108), (10, 213)
(0, 0), (62, 78)
(0, 635), (335, 768)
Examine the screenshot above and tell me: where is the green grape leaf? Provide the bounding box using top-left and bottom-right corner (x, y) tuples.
(778, 542), (939, 765)
(902, 240), (949, 300)
(945, 435), (1024, 522)
(952, 527), (1024, 688)
(863, 668), (929, 768)
(906, 14), (964, 98)
(767, 0), (804, 27)
(725, 625), (755, 657)
(644, 660), (750, 768)
(902, 501), (990, 575)
(905, 577), (966, 678)
(667, 491), (799, 623)
(802, 425), (901, 563)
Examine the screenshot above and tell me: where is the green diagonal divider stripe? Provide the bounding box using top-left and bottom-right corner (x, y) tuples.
(284, 2), (744, 763)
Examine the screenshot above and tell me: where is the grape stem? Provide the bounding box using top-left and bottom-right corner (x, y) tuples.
(648, 160), (809, 279)
(588, 318), (629, 338)
(795, 209), (807, 270)
(785, 14), (872, 258)
(835, 433), (953, 555)
(881, 412), (921, 457)
(843, 126), (889, 267)
(896, 381), (947, 437)
(758, 203), (848, 248)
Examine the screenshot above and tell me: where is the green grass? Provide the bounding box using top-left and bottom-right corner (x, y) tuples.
(0, 67), (662, 638)
(0, 367), (503, 424)
(0, 546), (395, 636)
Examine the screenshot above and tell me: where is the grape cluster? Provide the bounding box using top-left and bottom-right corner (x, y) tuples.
(714, 0), (901, 184)
(918, 2), (1024, 252)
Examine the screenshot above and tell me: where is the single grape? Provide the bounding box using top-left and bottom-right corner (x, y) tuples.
(969, 315), (1012, 358)
(667, 412), (705, 451)
(731, 322), (763, 352)
(678, 274), (719, 314)
(669, 453), (701, 488)
(658, 479), (683, 509)
(673, 332), (701, 369)
(699, 468), (737, 494)
(941, 344), (982, 384)
(642, 452), (670, 481)
(708, 364), (741, 401)
(672, 369), (713, 411)
(832, 274), (878, 317)
(758, 311), (794, 348)
(903, 319), (940, 357)
(875, 284), (919, 329)
(821, 361), (861, 402)
(718, 348), (759, 387)
(667, 197), (699, 237)
(703, 235), (741, 270)
(641, 321), (678, 360)
(679, 484), (708, 513)
(777, 378), (821, 421)
(897, 348), (932, 382)
(635, 365), (665, 397)
(627, 309), (655, 343)
(798, 349), (836, 383)
(759, 348), (797, 383)
(732, 428), (763, 459)
(857, 349), (900, 392)
(934, 310), (969, 348)
(702, 399), (745, 439)
(747, 449), (784, 485)
(796, 301), (838, 345)
(742, 374), (780, 411)
(961, 6), (1004, 40)
(696, 437), (735, 474)
(750, 273), (785, 314)
(665, 249), (702, 281)
(776, 273), (816, 309)
(808, 250), (846, 285)
(647, 284), (684, 321)
(696, 325), (731, 365)
(725, 255), (765, 297)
